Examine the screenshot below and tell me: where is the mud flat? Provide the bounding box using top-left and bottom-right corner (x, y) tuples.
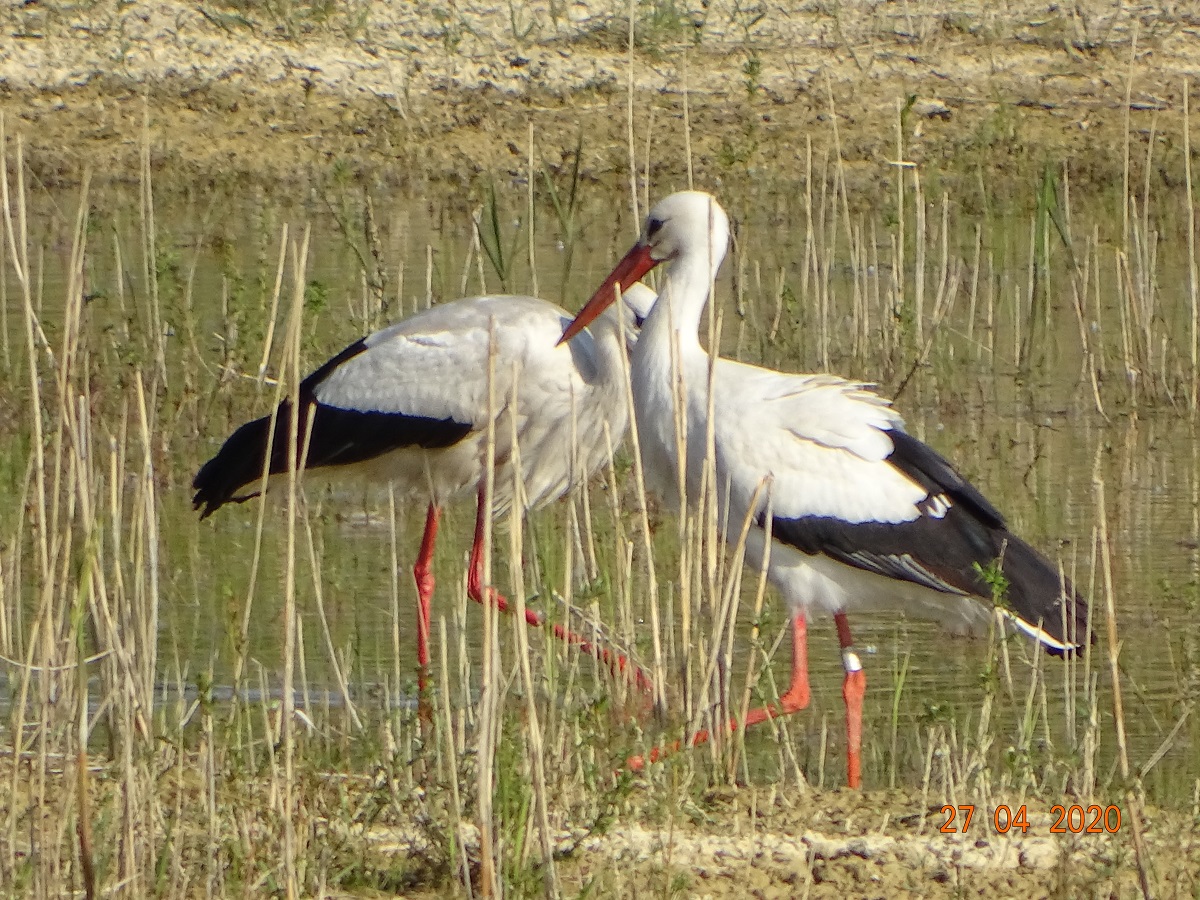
(3, 2), (1197, 197)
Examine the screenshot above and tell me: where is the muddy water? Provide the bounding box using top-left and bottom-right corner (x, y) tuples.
(4, 177), (1198, 803)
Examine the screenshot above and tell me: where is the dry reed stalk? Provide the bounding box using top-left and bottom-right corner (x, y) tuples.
(279, 224), (312, 900)
(504, 372), (561, 897)
(1139, 113), (1158, 366)
(733, 223), (747, 334)
(0, 165), (8, 374)
(937, 193), (950, 361)
(1186, 80), (1199, 415)
(821, 71), (850, 372)
(664, 269), (696, 726)
(1116, 250), (1141, 408)
(888, 648), (912, 787)
(301, 500), (362, 730)
(732, 489), (777, 780)
(698, 301), (723, 766)
(460, 217), (478, 297)
(582, 441), (605, 585)
(1078, 520), (1101, 799)
(1121, 25), (1137, 252)
(848, 221), (865, 360)
(256, 223), (290, 386)
(2, 135), (40, 569)
(596, 414), (644, 705)
(713, 484), (779, 772)
(681, 54), (694, 190)
(1017, 642), (1044, 790)
(527, 123), (539, 300)
(425, 243), (435, 310)
(392, 211), (408, 318)
(454, 551), (473, 747)
(984, 244), (996, 362)
(892, 102), (908, 353)
(133, 377), (160, 724)
(387, 487), (404, 741)
(642, 104), (655, 225)
(551, 494), (575, 752)
(625, 0), (639, 228)
(964, 222), (982, 357)
(3, 131), (60, 892)
(1060, 561), (1078, 757)
(296, 614), (310, 732)
(1038, 185), (1053, 368)
(227, 223), (295, 702)
(1068, 225), (1108, 418)
(1017, 214), (1032, 371)
(475, 322), (500, 898)
(1092, 449), (1152, 898)
(865, 220), (884, 371)
(439, 619), (475, 897)
(60, 175), (99, 900)
(813, 156), (832, 374)
(613, 285), (664, 710)
(686, 484), (742, 770)
(473, 213), (489, 296)
(799, 136), (815, 349)
(766, 265), (784, 345)
(139, 102), (167, 387)
(735, 253), (753, 344)
(916, 721), (938, 835)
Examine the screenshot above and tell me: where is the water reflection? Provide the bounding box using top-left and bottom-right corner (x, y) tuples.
(2, 178), (1197, 799)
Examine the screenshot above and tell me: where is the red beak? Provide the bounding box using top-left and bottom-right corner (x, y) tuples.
(559, 243), (659, 345)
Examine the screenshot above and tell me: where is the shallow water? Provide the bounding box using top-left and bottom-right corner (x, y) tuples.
(2, 175), (1198, 801)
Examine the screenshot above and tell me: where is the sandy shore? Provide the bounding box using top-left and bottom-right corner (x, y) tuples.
(3, 1), (1197, 197)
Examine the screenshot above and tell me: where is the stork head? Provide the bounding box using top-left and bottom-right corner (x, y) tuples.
(638, 191), (730, 276)
(559, 191), (729, 345)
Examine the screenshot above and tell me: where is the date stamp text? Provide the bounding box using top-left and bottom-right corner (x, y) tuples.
(938, 804), (1122, 835)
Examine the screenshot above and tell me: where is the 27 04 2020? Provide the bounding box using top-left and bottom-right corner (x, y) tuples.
(939, 804), (1122, 834)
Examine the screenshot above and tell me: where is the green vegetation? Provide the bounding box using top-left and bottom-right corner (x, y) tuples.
(3, 10), (1200, 892)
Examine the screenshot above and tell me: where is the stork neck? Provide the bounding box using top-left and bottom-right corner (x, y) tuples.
(591, 306), (629, 375)
(642, 253), (714, 355)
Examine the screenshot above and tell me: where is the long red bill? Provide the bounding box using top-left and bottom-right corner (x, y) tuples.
(559, 242), (658, 345)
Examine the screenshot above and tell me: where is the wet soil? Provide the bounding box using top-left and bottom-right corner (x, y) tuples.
(3, 2), (1199, 202)
(562, 785), (1192, 898)
(371, 784), (1198, 898)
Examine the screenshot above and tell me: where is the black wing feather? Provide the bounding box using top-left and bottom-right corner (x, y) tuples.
(193, 339), (472, 518)
(768, 427), (1090, 653)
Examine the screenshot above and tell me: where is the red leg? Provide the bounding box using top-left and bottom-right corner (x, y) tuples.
(466, 488), (654, 694)
(627, 613), (811, 771)
(413, 503), (440, 719)
(835, 611), (865, 790)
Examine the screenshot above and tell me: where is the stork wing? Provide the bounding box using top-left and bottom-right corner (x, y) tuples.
(712, 367), (1006, 599)
(708, 365), (1084, 650)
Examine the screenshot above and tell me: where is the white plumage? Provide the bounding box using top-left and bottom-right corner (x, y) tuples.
(562, 191), (1088, 786)
(196, 284), (657, 697)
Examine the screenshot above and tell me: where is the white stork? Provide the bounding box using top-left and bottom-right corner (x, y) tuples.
(560, 191), (1089, 787)
(195, 285), (657, 699)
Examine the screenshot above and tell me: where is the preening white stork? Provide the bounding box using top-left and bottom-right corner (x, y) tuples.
(194, 284), (657, 699)
(561, 191), (1089, 787)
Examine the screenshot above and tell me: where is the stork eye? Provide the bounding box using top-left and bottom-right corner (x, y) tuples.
(646, 218), (664, 239)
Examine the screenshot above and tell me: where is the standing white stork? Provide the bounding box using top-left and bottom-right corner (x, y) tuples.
(560, 191), (1089, 787)
(194, 284), (657, 700)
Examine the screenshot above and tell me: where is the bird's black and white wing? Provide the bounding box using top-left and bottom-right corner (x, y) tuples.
(192, 296), (560, 517)
(714, 367), (1088, 652)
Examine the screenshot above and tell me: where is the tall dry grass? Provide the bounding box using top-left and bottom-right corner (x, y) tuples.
(0, 41), (1196, 895)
